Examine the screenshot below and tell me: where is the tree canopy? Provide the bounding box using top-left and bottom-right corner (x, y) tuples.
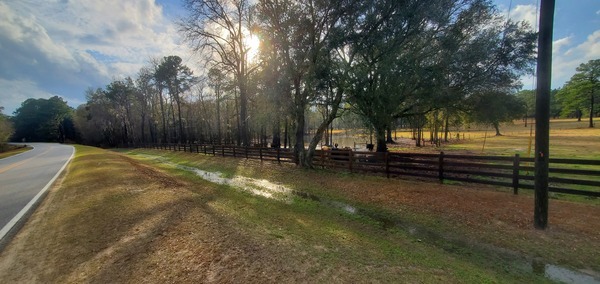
(556, 59), (599, 128)
(0, 107), (14, 145)
(11, 96), (77, 143)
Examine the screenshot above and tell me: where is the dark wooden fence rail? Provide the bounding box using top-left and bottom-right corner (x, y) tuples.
(139, 143), (600, 198)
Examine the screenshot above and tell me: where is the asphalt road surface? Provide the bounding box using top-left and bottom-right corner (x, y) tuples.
(0, 143), (74, 241)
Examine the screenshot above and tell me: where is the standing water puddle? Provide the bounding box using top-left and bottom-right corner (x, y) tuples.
(179, 165), (293, 202)
(134, 153), (600, 283)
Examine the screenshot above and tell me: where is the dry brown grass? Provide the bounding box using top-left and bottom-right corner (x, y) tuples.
(388, 118), (600, 158)
(0, 146), (316, 283)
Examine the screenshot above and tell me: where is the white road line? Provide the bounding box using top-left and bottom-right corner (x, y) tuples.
(0, 145), (75, 242)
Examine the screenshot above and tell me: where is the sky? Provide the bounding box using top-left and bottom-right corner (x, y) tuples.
(0, 0), (599, 115)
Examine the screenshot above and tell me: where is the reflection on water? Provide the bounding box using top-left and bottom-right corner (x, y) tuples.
(179, 165), (294, 202)
(532, 260), (600, 284)
(134, 153), (293, 202)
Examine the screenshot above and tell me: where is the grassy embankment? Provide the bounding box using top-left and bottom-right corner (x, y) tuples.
(1, 145), (598, 282)
(0, 144), (32, 159)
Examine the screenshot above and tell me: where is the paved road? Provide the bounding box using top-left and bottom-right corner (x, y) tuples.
(0, 143), (74, 241)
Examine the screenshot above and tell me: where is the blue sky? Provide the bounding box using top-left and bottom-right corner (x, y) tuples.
(1, 0), (599, 115)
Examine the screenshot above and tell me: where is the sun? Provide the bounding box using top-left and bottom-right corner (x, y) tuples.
(244, 34), (260, 63)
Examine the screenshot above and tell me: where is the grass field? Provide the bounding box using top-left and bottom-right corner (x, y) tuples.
(387, 119), (599, 159)
(1, 145), (598, 282)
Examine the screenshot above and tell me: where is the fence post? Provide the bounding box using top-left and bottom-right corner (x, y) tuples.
(385, 152), (390, 178)
(321, 150), (325, 168)
(259, 148), (263, 161)
(438, 151), (444, 184)
(277, 148), (281, 164)
(513, 153), (520, 195)
(233, 146), (236, 157)
(349, 150), (353, 173)
(245, 146), (249, 159)
(222, 145), (225, 157)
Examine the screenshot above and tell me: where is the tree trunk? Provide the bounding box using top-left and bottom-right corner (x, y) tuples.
(140, 113), (146, 143)
(239, 78), (249, 146)
(293, 80), (306, 166)
(386, 125), (394, 143)
(494, 122), (502, 136)
(271, 116), (281, 148)
(171, 102), (177, 142)
(444, 115), (449, 142)
(375, 127), (387, 152)
(294, 107), (305, 166)
(284, 119), (288, 149)
(158, 89), (167, 143)
(175, 95), (185, 143)
(216, 92), (222, 144)
(590, 92), (595, 128)
(304, 88), (344, 167)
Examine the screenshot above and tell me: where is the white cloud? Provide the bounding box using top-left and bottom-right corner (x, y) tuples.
(0, 0), (196, 110)
(508, 4), (538, 29)
(0, 79), (55, 115)
(552, 30), (600, 87)
(552, 36), (572, 54)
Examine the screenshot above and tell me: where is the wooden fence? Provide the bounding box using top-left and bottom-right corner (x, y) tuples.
(140, 143), (600, 197)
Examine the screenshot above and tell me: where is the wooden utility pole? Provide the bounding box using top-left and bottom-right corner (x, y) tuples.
(534, 0), (555, 230)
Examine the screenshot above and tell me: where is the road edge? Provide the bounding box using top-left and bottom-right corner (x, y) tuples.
(0, 144), (35, 161)
(0, 145), (75, 251)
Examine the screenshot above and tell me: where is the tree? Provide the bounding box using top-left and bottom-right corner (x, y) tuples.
(12, 96), (74, 142)
(136, 67), (158, 144)
(516, 88), (561, 126)
(105, 78), (137, 145)
(75, 88), (119, 146)
(468, 91), (525, 136)
(154, 56), (196, 143)
(0, 107), (14, 147)
(347, 0), (535, 151)
(516, 89), (535, 126)
(556, 59), (599, 128)
(207, 67), (227, 143)
(180, 0), (259, 146)
(257, 0), (356, 166)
